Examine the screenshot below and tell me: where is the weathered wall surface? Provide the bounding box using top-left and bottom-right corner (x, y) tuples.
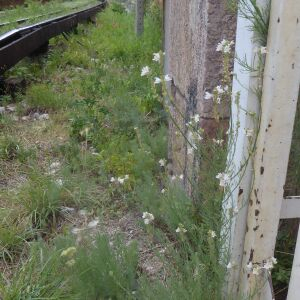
(164, 0), (236, 188)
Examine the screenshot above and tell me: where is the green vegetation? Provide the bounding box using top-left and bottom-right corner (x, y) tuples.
(26, 83), (65, 111)
(1, 1), (298, 299)
(0, 0), (101, 34)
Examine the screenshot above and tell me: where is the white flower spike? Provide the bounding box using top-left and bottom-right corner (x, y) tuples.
(158, 158), (167, 167)
(216, 172), (230, 187)
(216, 39), (234, 54)
(152, 52), (160, 62)
(164, 74), (172, 82)
(141, 66), (150, 77)
(208, 230), (217, 238)
(204, 92), (213, 100)
(176, 224), (187, 233)
(154, 77), (162, 84)
(142, 212), (154, 225)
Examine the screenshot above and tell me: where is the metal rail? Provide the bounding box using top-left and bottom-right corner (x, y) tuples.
(0, 1), (106, 74)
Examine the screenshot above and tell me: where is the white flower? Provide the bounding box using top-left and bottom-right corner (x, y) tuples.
(263, 257), (278, 270)
(191, 114), (200, 123)
(233, 206), (239, 214)
(216, 172), (230, 187)
(38, 113), (49, 121)
(142, 212), (154, 225)
(118, 177), (125, 184)
(252, 266), (261, 275)
(260, 47), (268, 54)
(216, 39), (234, 54)
(48, 161), (61, 175)
(263, 260), (274, 270)
(176, 224), (187, 233)
(244, 128), (254, 137)
(208, 230), (216, 238)
(50, 161), (61, 170)
(87, 218), (99, 228)
(56, 179), (64, 186)
(204, 92), (213, 100)
(246, 262), (253, 271)
(227, 262), (233, 269)
(152, 52), (160, 62)
(213, 139), (224, 146)
(216, 85), (225, 94)
(125, 174), (129, 180)
(164, 74), (172, 82)
(110, 177), (116, 183)
(179, 174), (184, 180)
(154, 77), (162, 84)
(158, 158), (167, 167)
(171, 175), (177, 181)
(270, 257), (277, 265)
(161, 189), (166, 194)
(141, 66), (150, 76)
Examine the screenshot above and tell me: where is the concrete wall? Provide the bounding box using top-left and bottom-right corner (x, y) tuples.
(164, 0), (236, 189)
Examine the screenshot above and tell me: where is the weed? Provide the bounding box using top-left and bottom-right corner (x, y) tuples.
(71, 235), (138, 299)
(26, 83), (64, 111)
(0, 136), (35, 162)
(18, 172), (65, 230)
(0, 240), (71, 299)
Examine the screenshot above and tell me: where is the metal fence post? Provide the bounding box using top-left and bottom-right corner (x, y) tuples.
(135, 0), (144, 36)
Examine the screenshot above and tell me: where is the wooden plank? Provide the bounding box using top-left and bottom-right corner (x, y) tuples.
(239, 0), (300, 298)
(225, 1), (268, 298)
(280, 197), (300, 219)
(287, 224), (300, 300)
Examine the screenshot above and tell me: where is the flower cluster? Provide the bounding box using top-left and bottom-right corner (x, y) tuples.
(171, 174), (184, 181)
(141, 66), (150, 77)
(216, 172), (230, 187)
(246, 257), (277, 276)
(254, 46), (268, 55)
(176, 223), (187, 234)
(208, 229), (217, 238)
(158, 158), (167, 167)
(141, 52), (172, 84)
(154, 74), (172, 85)
(110, 175), (129, 185)
(142, 212), (154, 225)
(216, 39), (234, 54)
(213, 139), (224, 146)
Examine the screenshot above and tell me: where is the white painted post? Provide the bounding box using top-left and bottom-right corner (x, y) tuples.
(238, 0), (300, 298)
(135, 0), (144, 36)
(225, 0), (267, 298)
(287, 224), (300, 300)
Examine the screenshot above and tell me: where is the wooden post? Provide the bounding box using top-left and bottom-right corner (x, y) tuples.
(225, 0), (267, 298)
(135, 0), (144, 36)
(238, 0), (300, 298)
